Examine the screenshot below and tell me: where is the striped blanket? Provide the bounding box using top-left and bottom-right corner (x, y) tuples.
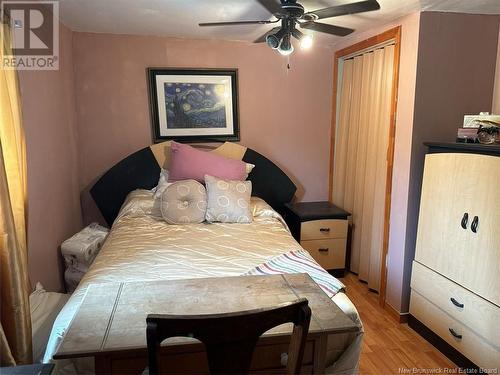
(244, 249), (345, 298)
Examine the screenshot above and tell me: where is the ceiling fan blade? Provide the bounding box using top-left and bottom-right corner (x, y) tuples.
(256, 0), (282, 15)
(199, 20), (276, 27)
(306, 0), (380, 20)
(300, 22), (354, 37)
(254, 27), (280, 43)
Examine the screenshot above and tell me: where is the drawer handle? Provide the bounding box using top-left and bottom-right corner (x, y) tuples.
(318, 248), (329, 252)
(460, 213), (468, 229)
(448, 328), (462, 340)
(450, 297), (464, 308)
(319, 228), (330, 232)
(280, 352), (288, 366)
(471, 216), (479, 233)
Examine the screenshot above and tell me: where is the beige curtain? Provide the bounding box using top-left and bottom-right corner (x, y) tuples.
(332, 45), (395, 291)
(0, 17), (33, 365)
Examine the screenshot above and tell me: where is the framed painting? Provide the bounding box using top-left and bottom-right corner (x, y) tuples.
(148, 68), (239, 143)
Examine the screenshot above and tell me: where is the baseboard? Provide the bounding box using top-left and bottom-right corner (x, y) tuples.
(383, 302), (409, 323)
(408, 315), (479, 370)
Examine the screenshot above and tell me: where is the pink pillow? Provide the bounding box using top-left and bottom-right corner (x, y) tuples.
(168, 141), (247, 182)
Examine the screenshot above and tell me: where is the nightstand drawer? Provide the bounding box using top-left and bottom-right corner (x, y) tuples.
(301, 219), (347, 241)
(301, 239), (346, 270)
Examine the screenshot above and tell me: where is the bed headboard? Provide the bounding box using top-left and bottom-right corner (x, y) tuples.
(90, 142), (297, 226)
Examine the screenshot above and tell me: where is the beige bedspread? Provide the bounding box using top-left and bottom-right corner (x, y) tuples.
(44, 190), (363, 374)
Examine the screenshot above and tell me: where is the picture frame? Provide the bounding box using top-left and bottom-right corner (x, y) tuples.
(147, 68), (240, 143)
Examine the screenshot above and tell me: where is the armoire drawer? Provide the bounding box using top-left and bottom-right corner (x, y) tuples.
(411, 261), (500, 346)
(410, 291), (500, 369)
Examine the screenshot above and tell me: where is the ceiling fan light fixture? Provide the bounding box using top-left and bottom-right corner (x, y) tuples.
(291, 28), (303, 40)
(278, 45), (294, 56)
(291, 28), (313, 50)
(265, 34), (281, 49)
(300, 34), (313, 50)
(266, 27), (287, 49)
(278, 34), (294, 56)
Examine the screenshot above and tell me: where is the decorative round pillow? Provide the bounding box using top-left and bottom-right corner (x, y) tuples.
(160, 180), (207, 224)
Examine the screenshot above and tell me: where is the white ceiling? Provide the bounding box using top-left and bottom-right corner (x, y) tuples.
(58, 0), (500, 46)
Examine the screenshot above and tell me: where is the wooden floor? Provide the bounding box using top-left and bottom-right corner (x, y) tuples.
(340, 272), (457, 374)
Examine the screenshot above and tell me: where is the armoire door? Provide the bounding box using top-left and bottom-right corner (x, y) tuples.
(415, 153), (500, 304)
(462, 154), (500, 305)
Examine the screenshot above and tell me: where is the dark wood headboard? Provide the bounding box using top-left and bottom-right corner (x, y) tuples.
(90, 142), (297, 226)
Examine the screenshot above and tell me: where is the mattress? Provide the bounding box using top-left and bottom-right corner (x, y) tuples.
(44, 190), (363, 374)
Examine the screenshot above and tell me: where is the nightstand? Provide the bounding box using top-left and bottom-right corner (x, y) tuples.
(284, 201), (350, 277)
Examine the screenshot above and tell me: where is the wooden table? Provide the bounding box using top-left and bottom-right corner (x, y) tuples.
(0, 364), (54, 375)
(54, 274), (358, 374)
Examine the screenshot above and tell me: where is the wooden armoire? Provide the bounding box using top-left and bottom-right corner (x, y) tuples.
(409, 142), (500, 370)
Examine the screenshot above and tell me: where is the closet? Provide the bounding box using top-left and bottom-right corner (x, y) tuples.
(330, 28), (400, 293)
(409, 143), (500, 369)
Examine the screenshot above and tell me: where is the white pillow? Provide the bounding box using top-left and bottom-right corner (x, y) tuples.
(245, 163), (255, 175)
(153, 162), (252, 201)
(152, 169), (173, 199)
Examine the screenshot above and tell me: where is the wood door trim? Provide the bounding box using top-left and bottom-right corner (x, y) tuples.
(328, 26), (401, 309)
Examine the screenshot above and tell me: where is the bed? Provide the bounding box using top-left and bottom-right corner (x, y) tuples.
(44, 142), (363, 374)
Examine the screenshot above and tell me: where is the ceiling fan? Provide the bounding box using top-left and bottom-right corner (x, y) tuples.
(199, 0), (381, 55)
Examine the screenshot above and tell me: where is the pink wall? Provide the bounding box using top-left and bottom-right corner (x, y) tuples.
(72, 32), (334, 218)
(18, 28), (334, 290)
(18, 24), (82, 291)
(332, 12), (421, 313)
(493, 27), (500, 113)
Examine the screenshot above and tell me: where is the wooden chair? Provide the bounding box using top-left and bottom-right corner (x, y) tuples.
(146, 298), (311, 375)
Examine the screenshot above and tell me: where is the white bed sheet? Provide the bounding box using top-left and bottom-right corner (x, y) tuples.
(44, 190), (363, 374)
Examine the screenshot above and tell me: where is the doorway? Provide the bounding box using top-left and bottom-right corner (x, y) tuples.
(329, 27), (401, 307)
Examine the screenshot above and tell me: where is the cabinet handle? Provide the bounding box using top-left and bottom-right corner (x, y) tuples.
(450, 297), (464, 308)
(471, 216), (479, 233)
(280, 352), (288, 366)
(448, 328), (462, 340)
(318, 248), (329, 252)
(460, 213), (469, 229)
(319, 228), (330, 232)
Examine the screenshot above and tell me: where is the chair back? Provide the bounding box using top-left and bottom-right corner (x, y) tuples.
(146, 298), (311, 375)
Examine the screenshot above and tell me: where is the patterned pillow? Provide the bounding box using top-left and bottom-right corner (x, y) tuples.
(160, 180), (207, 224)
(205, 175), (252, 223)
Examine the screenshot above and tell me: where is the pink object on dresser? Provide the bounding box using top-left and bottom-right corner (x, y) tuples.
(168, 141), (247, 182)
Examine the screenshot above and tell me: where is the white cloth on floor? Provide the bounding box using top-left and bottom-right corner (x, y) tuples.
(61, 223), (108, 268)
(30, 283), (69, 363)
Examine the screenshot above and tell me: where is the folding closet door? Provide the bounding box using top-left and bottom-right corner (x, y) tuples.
(332, 44), (395, 291)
